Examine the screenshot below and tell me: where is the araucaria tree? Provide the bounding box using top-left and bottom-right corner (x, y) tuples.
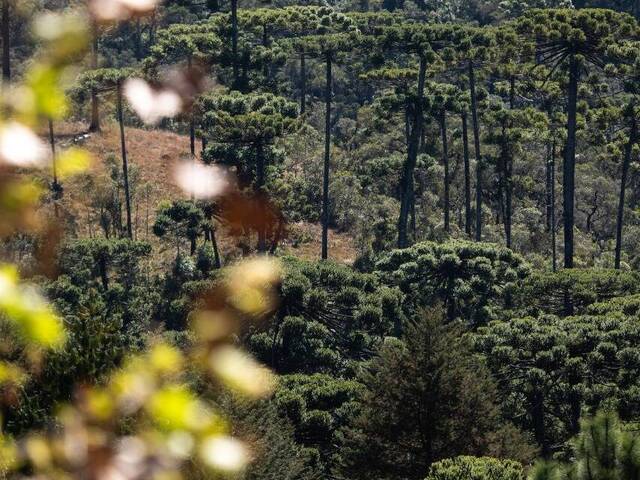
(517, 9), (639, 267)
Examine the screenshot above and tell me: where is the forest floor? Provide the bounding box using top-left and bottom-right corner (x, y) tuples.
(48, 121), (358, 265)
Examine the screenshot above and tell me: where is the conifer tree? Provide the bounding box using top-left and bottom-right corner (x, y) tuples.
(75, 68), (135, 238)
(291, 32), (358, 259)
(199, 91), (298, 251)
(516, 8), (639, 267)
(446, 25), (498, 241)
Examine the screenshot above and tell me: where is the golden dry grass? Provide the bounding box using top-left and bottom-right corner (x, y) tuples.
(49, 121), (357, 264)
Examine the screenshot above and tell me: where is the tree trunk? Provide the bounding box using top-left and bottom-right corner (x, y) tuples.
(188, 55), (196, 158)
(1, 0), (9, 83)
(398, 56), (426, 248)
(49, 119), (60, 219)
(440, 110), (450, 232)
(300, 52), (306, 114)
(211, 226), (221, 268)
(563, 54), (579, 268)
(531, 390), (549, 458)
(615, 112), (637, 269)
(500, 121), (512, 249)
(134, 18), (142, 60)
(117, 82), (133, 239)
(546, 144), (552, 231)
(551, 139), (557, 272)
(469, 61), (483, 241)
(409, 180), (416, 237)
(231, 0), (239, 88)
(256, 140), (266, 252)
(89, 23), (100, 132)
(321, 55), (332, 260)
(462, 112), (472, 237)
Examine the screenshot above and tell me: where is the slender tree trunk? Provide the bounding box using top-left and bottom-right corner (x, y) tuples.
(89, 23), (100, 132)
(117, 82), (133, 239)
(256, 140), (266, 252)
(201, 136), (207, 157)
(210, 226), (221, 268)
(49, 119), (60, 219)
(531, 390), (549, 458)
(563, 54), (579, 268)
(188, 56), (196, 158)
(615, 113), (637, 269)
(462, 112), (472, 237)
(469, 60), (483, 241)
(398, 56), (426, 248)
(500, 123), (512, 249)
(134, 18), (142, 60)
(551, 139), (557, 272)
(231, 0), (239, 88)
(546, 145), (552, 231)
(321, 55), (332, 260)
(1, 0), (9, 84)
(440, 110), (450, 232)
(300, 52), (306, 114)
(409, 180), (416, 237)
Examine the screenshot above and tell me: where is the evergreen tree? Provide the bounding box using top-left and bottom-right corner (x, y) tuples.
(340, 309), (535, 480)
(516, 8), (639, 267)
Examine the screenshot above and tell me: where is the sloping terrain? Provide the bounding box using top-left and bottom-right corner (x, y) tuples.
(50, 121), (357, 264)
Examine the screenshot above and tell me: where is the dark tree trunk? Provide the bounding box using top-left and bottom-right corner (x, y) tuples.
(531, 390), (549, 458)
(1, 0), (9, 83)
(89, 24), (100, 132)
(469, 61), (483, 241)
(551, 139), (557, 272)
(440, 110), (450, 232)
(231, 0), (239, 88)
(211, 226), (221, 268)
(188, 55), (196, 157)
(256, 140), (266, 252)
(49, 119), (60, 219)
(546, 145), (552, 231)
(615, 113), (637, 269)
(300, 52), (306, 114)
(98, 256), (109, 290)
(321, 55), (332, 260)
(462, 112), (472, 237)
(134, 18), (142, 60)
(500, 122), (512, 249)
(117, 82), (133, 239)
(190, 235), (196, 255)
(201, 136), (207, 156)
(563, 54), (580, 268)
(398, 56), (426, 248)
(409, 180), (416, 237)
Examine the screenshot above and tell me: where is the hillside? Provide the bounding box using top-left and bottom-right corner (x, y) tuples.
(52, 121), (357, 264)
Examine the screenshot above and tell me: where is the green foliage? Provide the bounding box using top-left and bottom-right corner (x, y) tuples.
(530, 411), (640, 480)
(374, 241), (530, 326)
(517, 269), (640, 316)
(476, 310), (640, 455)
(153, 199), (206, 256)
(426, 456), (525, 480)
(274, 374), (362, 475)
(340, 309), (535, 480)
(246, 257), (404, 374)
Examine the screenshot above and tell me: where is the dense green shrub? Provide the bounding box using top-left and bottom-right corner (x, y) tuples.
(374, 241), (530, 326)
(425, 456), (525, 480)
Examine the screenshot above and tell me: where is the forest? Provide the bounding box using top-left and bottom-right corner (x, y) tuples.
(5, 0), (640, 478)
